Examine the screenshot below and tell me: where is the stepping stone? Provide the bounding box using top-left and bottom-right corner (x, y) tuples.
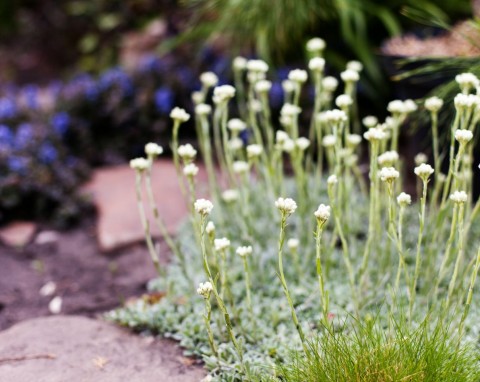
(0, 316), (205, 382)
(83, 160), (207, 252)
(0, 221), (37, 248)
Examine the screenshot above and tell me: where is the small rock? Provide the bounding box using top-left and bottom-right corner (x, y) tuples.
(40, 281), (57, 297)
(0, 221), (36, 248)
(48, 296), (62, 314)
(35, 230), (59, 245)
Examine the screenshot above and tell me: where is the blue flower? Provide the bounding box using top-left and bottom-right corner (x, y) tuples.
(15, 123), (33, 149)
(139, 55), (166, 73)
(22, 85), (39, 110)
(0, 98), (17, 119)
(0, 124), (13, 144)
(8, 156), (28, 173)
(39, 143), (58, 164)
(154, 87), (174, 114)
(269, 82), (284, 109)
(51, 112), (70, 136)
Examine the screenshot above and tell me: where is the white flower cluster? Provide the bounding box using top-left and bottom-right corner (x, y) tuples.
(346, 134), (362, 147)
(247, 59), (269, 73)
(233, 161), (250, 174)
(228, 138), (243, 151)
(378, 151), (399, 166)
(200, 72), (219, 88)
(424, 96), (443, 113)
(195, 103), (212, 116)
(454, 129), (474, 144)
(170, 107), (191, 122)
(335, 94), (353, 108)
(247, 144), (263, 159)
(308, 57), (325, 72)
(362, 116), (378, 128)
(322, 76), (338, 92)
(327, 174), (338, 185)
(387, 99), (417, 114)
(414, 153), (428, 166)
(455, 72), (479, 90)
(306, 37), (326, 53)
(275, 197), (298, 216)
(222, 189), (239, 203)
(296, 137), (310, 151)
(363, 127), (386, 142)
(397, 192), (412, 207)
(450, 190), (468, 204)
(214, 237), (231, 251)
(288, 69), (308, 83)
(379, 167), (400, 182)
(281, 103), (301, 118)
(314, 204), (331, 224)
(346, 60), (363, 72)
(233, 57), (247, 71)
(178, 144), (197, 161)
(227, 118), (247, 132)
(206, 221), (215, 235)
(287, 238), (299, 250)
(236, 246), (253, 257)
(145, 142), (163, 158)
(197, 281), (213, 298)
(213, 85), (236, 104)
(324, 109), (347, 124)
(194, 199), (214, 216)
(129, 157), (149, 172)
(454, 93), (480, 109)
(255, 80), (272, 93)
(322, 134), (336, 148)
(340, 69), (359, 83)
(183, 163), (199, 177)
(414, 163), (434, 180)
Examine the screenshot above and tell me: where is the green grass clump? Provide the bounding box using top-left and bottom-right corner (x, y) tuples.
(273, 317), (480, 382)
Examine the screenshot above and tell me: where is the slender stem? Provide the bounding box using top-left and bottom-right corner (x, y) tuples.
(446, 203), (466, 308)
(203, 298), (218, 357)
(435, 204), (458, 296)
(315, 224), (329, 327)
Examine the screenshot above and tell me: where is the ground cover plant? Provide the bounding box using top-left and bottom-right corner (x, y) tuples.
(109, 40), (480, 381)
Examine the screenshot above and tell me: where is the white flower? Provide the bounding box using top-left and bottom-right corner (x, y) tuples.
(340, 69), (359, 82)
(250, 99), (263, 112)
(200, 72), (219, 88)
(247, 144), (263, 159)
(314, 204), (331, 224)
(308, 57), (325, 72)
(236, 246), (253, 257)
(192, 91), (204, 105)
(363, 128), (386, 142)
(197, 282), (213, 298)
(362, 116), (378, 128)
(275, 197), (298, 215)
(296, 137), (310, 151)
(346, 134), (362, 146)
(346, 60), (363, 72)
(403, 99), (417, 113)
(228, 138), (244, 151)
(454, 93), (480, 109)
(195, 103), (212, 116)
(322, 76), (338, 92)
(282, 80), (295, 93)
(145, 142), (163, 157)
(288, 69), (308, 83)
(170, 107), (190, 122)
(379, 167), (400, 182)
(177, 144), (197, 160)
(206, 221), (215, 235)
(276, 130), (289, 144)
(248, 71), (266, 84)
(247, 59), (269, 73)
(397, 192), (412, 206)
(425, 96), (443, 112)
(454, 129), (473, 144)
(455, 73), (479, 90)
(306, 37), (326, 53)
(324, 109), (347, 124)
(335, 94), (353, 109)
(378, 151), (399, 166)
(414, 153), (428, 166)
(287, 238), (299, 250)
(48, 296), (62, 315)
(233, 161), (250, 174)
(129, 157), (149, 171)
(39, 281), (56, 297)
(322, 134), (337, 148)
(214, 237), (230, 251)
(327, 174), (338, 185)
(450, 190), (468, 204)
(183, 163), (199, 177)
(222, 189), (239, 203)
(194, 199), (214, 215)
(227, 118), (247, 132)
(282, 139), (295, 153)
(414, 163), (434, 180)
(255, 80), (272, 93)
(233, 57), (247, 71)
(387, 100), (405, 114)
(281, 103), (301, 117)
(213, 85), (236, 103)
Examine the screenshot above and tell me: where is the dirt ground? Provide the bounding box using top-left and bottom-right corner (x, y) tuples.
(0, 218), (162, 331)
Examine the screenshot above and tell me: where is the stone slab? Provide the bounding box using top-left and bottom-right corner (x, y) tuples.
(0, 316), (205, 382)
(0, 221), (36, 248)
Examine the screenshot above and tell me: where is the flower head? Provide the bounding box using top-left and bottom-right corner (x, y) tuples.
(233, 161), (250, 174)
(255, 80), (272, 93)
(200, 72), (219, 88)
(322, 134), (337, 148)
(282, 80), (295, 93)
(414, 153), (428, 166)
(455, 73), (479, 91)
(346, 61), (363, 72)
(170, 107), (190, 122)
(145, 142), (163, 158)
(287, 238), (299, 250)
(288, 69), (308, 83)
(450, 190), (468, 204)
(322, 76), (338, 92)
(340, 69), (359, 83)
(236, 246), (253, 257)
(228, 138), (243, 151)
(197, 281), (213, 298)
(308, 57), (325, 72)
(281, 103), (301, 117)
(397, 192), (412, 207)
(247, 59), (269, 73)
(195, 199), (214, 216)
(247, 144), (263, 159)
(178, 144), (197, 161)
(275, 197), (297, 216)
(213, 85), (236, 104)
(379, 167), (400, 183)
(324, 109), (347, 124)
(362, 116), (378, 128)
(335, 94), (353, 109)
(183, 163), (199, 177)
(327, 174), (338, 185)
(314, 204), (331, 226)
(425, 96), (443, 112)
(276, 130), (289, 144)
(363, 127), (386, 142)
(206, 221), (215, 235)
(233, 57), (247, 71)
(227, 118), (247, 132)
(214, 237), (231, 251)
(414, 163), (434, 181)
(129, 157), (149, 172)
(306, 37), (326, 53)
(378, 151), (399, 167)
(454, 129), (473, 144)
(222, 189), (239, 203)
(195, 103), (212, 116)
(296, 137), (310, 151)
